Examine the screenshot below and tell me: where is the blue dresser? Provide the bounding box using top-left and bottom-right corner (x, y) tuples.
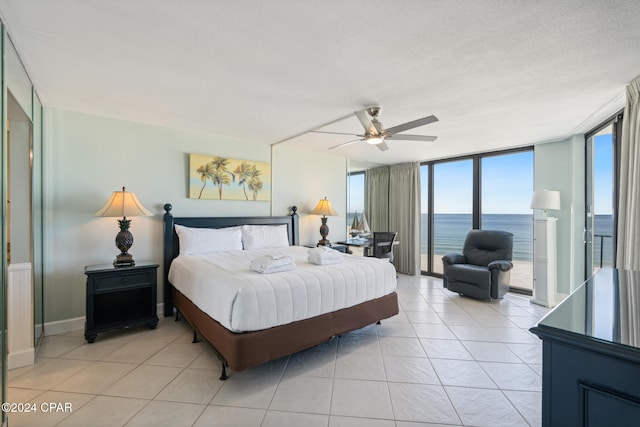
(530, 268), (640, 426)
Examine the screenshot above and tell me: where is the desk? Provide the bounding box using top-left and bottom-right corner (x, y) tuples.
(337, 238), (372, 255)
(530, 268), (640, 426)
(337, 237), (399, 256)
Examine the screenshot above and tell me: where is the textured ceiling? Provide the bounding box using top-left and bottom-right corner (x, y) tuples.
(1, 1), (640, 166)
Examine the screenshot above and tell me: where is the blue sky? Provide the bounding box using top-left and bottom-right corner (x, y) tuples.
(427, 151), (534, 214)
(593, 133), (614, 215)
(349, 133), (613, 215)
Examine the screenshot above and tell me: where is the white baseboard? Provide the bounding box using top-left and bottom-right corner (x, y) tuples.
(35, 323), (43, 338)
(8, 348), (35, 370)
(44, 317), (86, 336)
(43, 303), (168, 336)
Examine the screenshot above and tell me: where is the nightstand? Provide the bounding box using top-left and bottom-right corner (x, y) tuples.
(84, 261), (159, 343)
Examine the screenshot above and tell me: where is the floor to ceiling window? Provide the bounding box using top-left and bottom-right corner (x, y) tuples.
(481, 151), (534, 292)
(421, 147), (534, 293)
(347, 171), (365, 234)
(431, 159), (473, 275)
(420, 164), (429, 271)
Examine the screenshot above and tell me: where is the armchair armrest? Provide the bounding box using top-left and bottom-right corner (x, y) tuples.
(488, 260), (513, 272)
(442, 253), (466, 265)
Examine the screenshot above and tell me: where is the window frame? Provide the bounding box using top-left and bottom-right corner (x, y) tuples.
(584, 110), (622, 276)
(421, 146), (535, 291)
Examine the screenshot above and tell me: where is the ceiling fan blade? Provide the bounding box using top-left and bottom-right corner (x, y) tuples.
(329, 138), (363, 150)
(311, 130), (363, 137)
(385, 115), (438, 135)
(354, 110), (377, 135)
(376, 141), (390, 151)
(386, 134), (438, 142)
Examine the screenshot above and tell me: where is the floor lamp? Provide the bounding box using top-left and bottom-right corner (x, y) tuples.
(530, 190), (561, 307)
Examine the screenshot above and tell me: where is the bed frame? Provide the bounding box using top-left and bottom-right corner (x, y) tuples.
(162, 204), (399, 379)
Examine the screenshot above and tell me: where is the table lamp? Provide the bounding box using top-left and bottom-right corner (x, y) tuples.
(530, 190), (561, 217)
(310, 196), (338, 246)
(96, 186), (152, 267)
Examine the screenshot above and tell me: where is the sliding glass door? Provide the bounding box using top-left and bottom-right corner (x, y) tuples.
(585, 117), (619, 276)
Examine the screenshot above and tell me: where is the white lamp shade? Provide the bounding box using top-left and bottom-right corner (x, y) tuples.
(530, 190), (561, 211)
(95, 187), (152, 218)
(310, 197), (338, 217)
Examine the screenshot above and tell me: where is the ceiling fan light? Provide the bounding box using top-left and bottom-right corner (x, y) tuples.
(366, 135), (384, 145)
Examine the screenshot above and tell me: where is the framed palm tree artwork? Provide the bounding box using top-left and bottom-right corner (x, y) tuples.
(189, 153), (271, 201)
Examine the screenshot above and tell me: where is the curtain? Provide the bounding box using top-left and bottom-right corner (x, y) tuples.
(617, 75), (640, 270)
(365, 166), (390, 232)
(389, 162), (421, 275)
(618, 270), (640, 348)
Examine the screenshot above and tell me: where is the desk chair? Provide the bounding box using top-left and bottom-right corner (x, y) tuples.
(369, 231), (397, 263)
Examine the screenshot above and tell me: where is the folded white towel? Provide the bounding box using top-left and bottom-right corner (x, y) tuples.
(250, 254), (295, 270)
(308, 247), (343, 265)
(309, 257), (343, 265)
(251, 263), (296, 274)
(309, 246), (342, 259)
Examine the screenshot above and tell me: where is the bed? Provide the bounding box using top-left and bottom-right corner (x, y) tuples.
(162, 204), (399, 379)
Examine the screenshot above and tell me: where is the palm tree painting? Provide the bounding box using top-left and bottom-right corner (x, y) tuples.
(189, 153), (270, 201)
(247, 165), (264, 201)
(196, 162), (214, 199)
(234, 161), (254, 200)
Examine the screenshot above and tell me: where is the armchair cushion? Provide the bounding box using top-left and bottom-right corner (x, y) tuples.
(463, 230), (513, 266)
(442, 253), (466, 265)
(445, 264), (491, 289)
(488, 260), (513, 272)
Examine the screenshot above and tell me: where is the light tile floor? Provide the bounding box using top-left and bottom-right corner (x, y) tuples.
(7, 275), (549, 426)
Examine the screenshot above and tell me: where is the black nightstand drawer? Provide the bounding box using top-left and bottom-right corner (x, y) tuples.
(94, 271), (153, 293)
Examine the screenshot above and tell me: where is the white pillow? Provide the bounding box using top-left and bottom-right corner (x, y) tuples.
(242, 224), (290, 250)
(174, 224), (243, 255)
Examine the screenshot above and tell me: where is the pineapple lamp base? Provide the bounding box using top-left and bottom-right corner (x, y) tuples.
(113, 219), (136, 267)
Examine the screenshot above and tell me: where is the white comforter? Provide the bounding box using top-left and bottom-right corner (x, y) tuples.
(168, 246), (397, 332)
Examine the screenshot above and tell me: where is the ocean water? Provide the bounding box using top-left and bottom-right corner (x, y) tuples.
(347, 213), (614, 266)
(426, 214), (533, 260)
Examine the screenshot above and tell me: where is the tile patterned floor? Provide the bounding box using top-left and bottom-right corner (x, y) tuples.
(7, 275), (549, 426)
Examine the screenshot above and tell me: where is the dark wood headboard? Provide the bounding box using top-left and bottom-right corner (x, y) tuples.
(162, 203), (299, 316)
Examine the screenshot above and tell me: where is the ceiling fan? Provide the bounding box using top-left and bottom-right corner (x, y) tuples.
(312, 107), (438, 151)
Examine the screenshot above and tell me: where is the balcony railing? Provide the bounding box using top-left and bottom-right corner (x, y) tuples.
(594, 234), (612, 268)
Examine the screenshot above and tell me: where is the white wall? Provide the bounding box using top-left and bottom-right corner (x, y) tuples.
(43, 108), (346, 323)
(42, 107), (592, 323)
(272, 144), (347, 247)
(534, 135), (586, 295)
